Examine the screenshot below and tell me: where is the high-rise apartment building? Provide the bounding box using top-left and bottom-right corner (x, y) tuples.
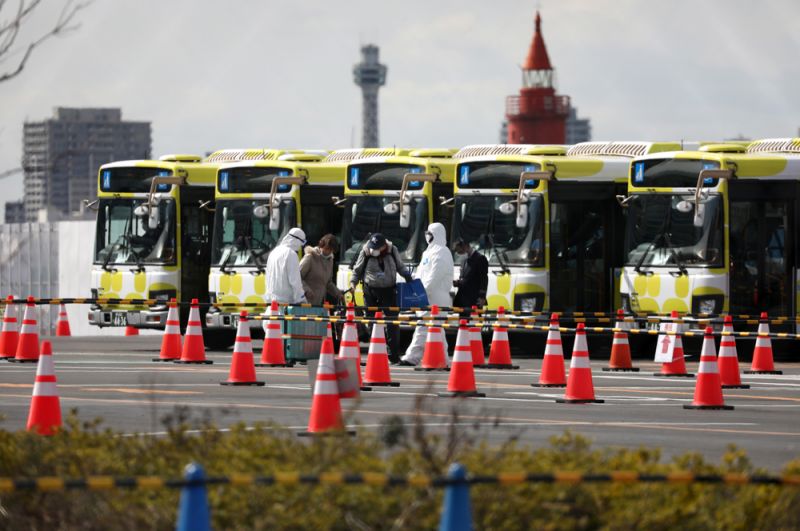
(22, 107), (151, 221)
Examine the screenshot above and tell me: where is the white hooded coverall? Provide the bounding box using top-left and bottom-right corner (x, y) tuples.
(265, 228), (308, 305)
(401, 222), (454, 365)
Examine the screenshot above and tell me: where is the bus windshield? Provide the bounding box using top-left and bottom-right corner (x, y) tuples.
(625, 194), (723, 268)
(340, 196), (427, 264)
(94, 198), (176, 265)
(211, 199), (297, 268)
(451, 195), (544, 267)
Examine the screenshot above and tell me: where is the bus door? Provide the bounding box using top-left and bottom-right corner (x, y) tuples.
(548, 182), (617, 312)
(300, 185), (344, 249)
(729, 181), (795, 316)
(179, 187), (215, 310)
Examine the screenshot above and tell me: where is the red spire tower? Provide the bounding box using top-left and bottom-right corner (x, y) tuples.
(506, 12), (569, 144)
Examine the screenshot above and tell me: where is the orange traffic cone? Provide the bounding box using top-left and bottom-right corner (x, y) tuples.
(26, 340), (62, 435)
(257, 300), (289, 367)
(486, 307), (519, 369)
(654, 312), (693, 377)
(338, 310), (370, 391)
(10, 297), (39, 363)
(298, 325), (353, 436)
(684, 327), (733, 410)
(415, 305), (449, 371)
(745, 312), (782, 375)
(0, 296), (19, 360)
(719, 315), (749, 389)
(532, 313), (566, 387)
(153, 298), (181, 362)
(364, 312), (399, 387)
(55, 303), (71, 337)
(221, 311), (265, 386)
(438, 320), (485, 398)
(469, 307), (487, 368)
(125, 325), (139, 336)
(174, 299), (212, 364)
(557, 323), (603, 404)
(603, 309), (638, 372)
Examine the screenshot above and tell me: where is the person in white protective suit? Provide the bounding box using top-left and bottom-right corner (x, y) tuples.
(399, 222), (454, 366)
(265, 227), (308, 305)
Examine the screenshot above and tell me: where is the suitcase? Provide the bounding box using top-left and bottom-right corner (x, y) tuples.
(285, 306), (328, 362)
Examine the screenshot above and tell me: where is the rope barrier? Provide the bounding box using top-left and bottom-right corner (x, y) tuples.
(1, 471), (798, 493)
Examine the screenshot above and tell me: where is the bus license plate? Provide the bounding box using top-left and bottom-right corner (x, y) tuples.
(112, 312), (127, 326)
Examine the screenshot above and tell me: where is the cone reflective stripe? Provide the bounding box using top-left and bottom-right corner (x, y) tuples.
(486, 307), (519, 369)
(125, 325), (139, 336)
(745, 312), (782, 375)
(154, 299), (181, 362)
(0, 296), (19, 359)
(655, 312), (693, 377)
(11, 297), (39, 363)
(221, 312), (264, 386)
(719, 315), (749, 389)
(175, 299), (212, 364)
(557, 323), (603, 404)
(257, 300), (289, 367)
(684, 327), (733, 410)
(364, 312), (399, 386)
(55, 303), (71, 337)
(603, 309), (638, 372)
(439, 321), (485, 397)
(532, 313), (566, 387)
(27, 341), (62, 435)
(338, 311), (369, 392)
(415, 305), (449, 371)
(469, 307), (486, 368)
(299, 324), (349, 435)
(345, 302), (355, 321)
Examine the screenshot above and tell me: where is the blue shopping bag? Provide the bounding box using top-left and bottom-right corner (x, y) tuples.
(397, 279), (429, 309)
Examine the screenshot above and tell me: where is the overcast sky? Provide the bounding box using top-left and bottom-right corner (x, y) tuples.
(2, 0), (800, 216)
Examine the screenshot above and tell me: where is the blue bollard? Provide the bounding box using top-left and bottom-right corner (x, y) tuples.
(176, 462), (211, 531)
(439, 463), (473, 531)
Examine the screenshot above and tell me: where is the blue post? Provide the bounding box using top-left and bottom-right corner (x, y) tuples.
(439, 463), (472, 531)
(176, 462), (211, 531)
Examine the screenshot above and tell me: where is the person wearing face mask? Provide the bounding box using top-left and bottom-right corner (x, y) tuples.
(398, 222), (454, 366)
(452, 238), (489, 311)
(299, 234), (344, 306)
(350, 232), (413, 362)
(265, 227), (308, 305)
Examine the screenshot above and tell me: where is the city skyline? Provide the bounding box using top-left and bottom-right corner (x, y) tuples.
(2, 0), (799, 217)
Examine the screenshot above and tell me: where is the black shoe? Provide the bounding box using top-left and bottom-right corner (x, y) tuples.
(393, 360), (416, 367)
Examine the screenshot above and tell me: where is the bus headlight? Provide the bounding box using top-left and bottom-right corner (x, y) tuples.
(148, 289), (177, 303)
(692, 295), (723, 316)
(514, 293), (543, 313)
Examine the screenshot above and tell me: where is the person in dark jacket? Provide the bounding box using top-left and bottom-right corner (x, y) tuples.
(452, 238), (489, 310)
(350, 233), (413, 362)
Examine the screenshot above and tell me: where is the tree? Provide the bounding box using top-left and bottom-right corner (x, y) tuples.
(0, 0), (92, 84)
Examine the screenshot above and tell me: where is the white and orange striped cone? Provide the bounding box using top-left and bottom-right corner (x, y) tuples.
(153, 298), (182, 362)
(364, 312), (399, 387)
(174, 299), (212, 364)
(298, 324), (354, 436)
(719, 315), (749, 389)
(532, 313), (566, 387)
(486, 307), (519, 370)
(221, 312), (265, 386)
(556, 323), (604, 404)
(439, 320), (485, 398)
(745, 312), (782, 375)
(257, 300), (289, 367)
(10, 297), (39, 363)
(654, 312), (693, 377)
(26, 340), (62, 435)
(684, 327), (733, 410)
(0, 296), (19, 360)
(125, 325), (139, 336)
(55, 303), (71, 337)
(415, 305), (449, 371)
(338, 311), (370, 392)
(469, 307), (487, 368)
(603, 309), (638, 372)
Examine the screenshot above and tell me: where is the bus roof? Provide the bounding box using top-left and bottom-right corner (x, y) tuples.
(205, 149), (328, 163)
(454, 144), (569, 158)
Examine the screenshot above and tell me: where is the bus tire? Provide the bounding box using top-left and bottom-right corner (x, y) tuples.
(203, 328), (236, 351)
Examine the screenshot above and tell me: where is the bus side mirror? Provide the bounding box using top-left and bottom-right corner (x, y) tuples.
(399, 204), (411, 228)
(148, 204), (160, 230)
(516, 202), (528, 229)
(253, 205), (269, 219)
(269, 208), (281, 231)
(693, 204), (705, 228)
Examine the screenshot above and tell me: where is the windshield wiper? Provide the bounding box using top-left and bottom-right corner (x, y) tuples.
(662, 231), (688, 276)
(634, 203), (671, 275)
(486, 233), (511, 274)
(218, 247), (235, 274)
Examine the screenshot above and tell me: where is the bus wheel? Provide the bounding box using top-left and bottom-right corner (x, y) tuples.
(203, 328), (236, 351)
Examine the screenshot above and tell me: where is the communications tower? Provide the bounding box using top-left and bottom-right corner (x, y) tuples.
(505, 12), (569, 144)
(353, 45), (387, 148)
